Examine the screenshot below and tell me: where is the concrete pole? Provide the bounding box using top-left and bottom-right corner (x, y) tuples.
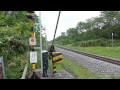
(39, 11), (43, 75)
(44, 27), (48, 50)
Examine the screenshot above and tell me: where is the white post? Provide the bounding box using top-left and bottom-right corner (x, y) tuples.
(112, 33), (113, 47)
(39, 11), (43, 75)
(45, 27), (48, 50)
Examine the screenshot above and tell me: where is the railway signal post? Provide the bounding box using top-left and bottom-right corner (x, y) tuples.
(26, 11), (40, 79)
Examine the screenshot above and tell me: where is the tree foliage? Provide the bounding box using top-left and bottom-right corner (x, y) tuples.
(0, 11), (33, 60)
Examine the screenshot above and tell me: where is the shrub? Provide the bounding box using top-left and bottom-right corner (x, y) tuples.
(71, 38), (119, 47)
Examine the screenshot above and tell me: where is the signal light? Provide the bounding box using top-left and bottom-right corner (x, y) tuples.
(27, 11), (34, 13)
(26, 11), (35, 22)
(26, 14), (33, 19)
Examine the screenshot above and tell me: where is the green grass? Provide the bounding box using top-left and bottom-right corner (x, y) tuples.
(48, 59), (64, 72)
(5, 48), (41, 79)
(51, 55), (102, 79)
(48, 54), (120, 79)
(62, 56), (103, 79)
(5, 52), (28, 79)
(56, 44), (120, 60)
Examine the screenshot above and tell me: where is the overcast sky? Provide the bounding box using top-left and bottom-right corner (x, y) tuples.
(35, 11), (101, 41)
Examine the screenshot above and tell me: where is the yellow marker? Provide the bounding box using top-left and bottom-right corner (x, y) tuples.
(53, 69), (56, 72)
(31, 32), (35, 38)
(52, 52), (62, 64)
(32, 64), (36, 70)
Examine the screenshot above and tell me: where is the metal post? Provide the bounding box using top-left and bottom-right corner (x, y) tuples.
(39, 11), (43, 75)
(112, 33), (113, 47)
(45, 27), (48, 50)
(1, 56), (5, 79)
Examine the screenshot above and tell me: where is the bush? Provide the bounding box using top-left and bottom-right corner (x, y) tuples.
(0, 28), (29, 60)
(71, 38), (119, 47)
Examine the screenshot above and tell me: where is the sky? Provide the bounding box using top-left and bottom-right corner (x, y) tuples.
(35, 11), (101, 41)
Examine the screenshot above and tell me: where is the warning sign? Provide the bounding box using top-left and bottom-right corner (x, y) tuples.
(30, 52), (37, 63)
(29, 37), (36, 46)
(31, 39), (34, 42)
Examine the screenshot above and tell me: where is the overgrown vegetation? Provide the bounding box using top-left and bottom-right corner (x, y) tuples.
(0, 11), (32, 61)
(0, 11), (45, 78)
(0, 11), (31, 78)
(5, 52), (29, 79)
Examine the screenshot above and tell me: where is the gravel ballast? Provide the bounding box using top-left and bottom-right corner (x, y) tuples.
(55, 47), (120, 77)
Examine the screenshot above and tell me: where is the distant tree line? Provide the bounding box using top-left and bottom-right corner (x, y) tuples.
(55, 11), (120, 46)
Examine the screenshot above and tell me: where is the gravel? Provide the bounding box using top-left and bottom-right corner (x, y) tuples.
(55, 47), (120, 77)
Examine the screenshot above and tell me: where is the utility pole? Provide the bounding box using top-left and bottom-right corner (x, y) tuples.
(39, 11), (43, 75)
(42, 27), (47, 50)
(26, 11), (40, 79)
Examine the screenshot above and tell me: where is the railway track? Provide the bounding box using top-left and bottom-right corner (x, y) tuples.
(56, 46), (120, 66)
